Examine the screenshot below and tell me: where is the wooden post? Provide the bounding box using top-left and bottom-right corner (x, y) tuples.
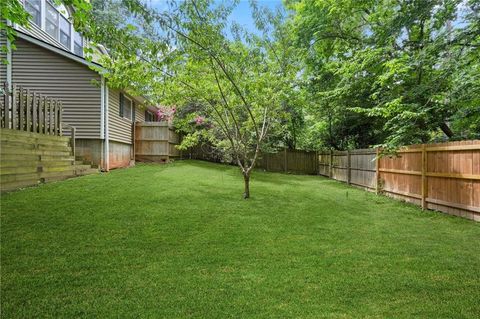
(4, 82), (10, 128)
(42, 96), (47, 134)
(71, 126), (76, 159)
(53, 100), (58, 136)
(49, 99), (54, 135)
(375, 148), (380, 194)
(132, 122), (136, 161)
(32, 92), (38, 133)
(329, 149), (333, 178)
(26, 89), (31, 132)
(284, 147), (287, 173)
(37, 95), (42, 133)
(58, 101), (62, 136)
(421, 144), (427, 210)
(11, 84), (17, 130)
(347, 150), (351, 185)
(18, 87), (24, 131)
(315, 150), (319, 175)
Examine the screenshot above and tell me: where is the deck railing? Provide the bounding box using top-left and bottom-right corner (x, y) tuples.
(1, 82), (63, 136)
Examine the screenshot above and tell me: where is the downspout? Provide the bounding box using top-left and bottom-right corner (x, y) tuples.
(100, 76), (105, 140)
(103, 80), (110, 171)
(6, 20), (12, 91)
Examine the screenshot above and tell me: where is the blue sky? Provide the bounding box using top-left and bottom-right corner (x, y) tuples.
(149, 0), (284, 34)
(229, 0), (283, 33)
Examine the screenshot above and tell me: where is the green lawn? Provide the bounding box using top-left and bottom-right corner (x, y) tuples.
(1, 161), (479, 318)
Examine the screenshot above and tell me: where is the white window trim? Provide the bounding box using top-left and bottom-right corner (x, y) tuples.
(22, 0), (83, 55)
(40, 0), (46, 30)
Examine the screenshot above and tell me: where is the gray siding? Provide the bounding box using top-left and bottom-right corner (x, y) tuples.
(15, 24), (64, 51)
(12, 38), (102, 138)
(108, 89), (133, 144)
(0, 31), (6, 84)
(108, 89), (146, 144)
(135, 104), (146, 122)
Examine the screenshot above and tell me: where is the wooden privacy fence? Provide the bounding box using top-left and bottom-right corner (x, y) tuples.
(1, 83), (63, 136)
(191, 141), (480, 220)
(135, 121), (180, 163)
(318, 140), (480, 221)
(256, 149), (318, 174)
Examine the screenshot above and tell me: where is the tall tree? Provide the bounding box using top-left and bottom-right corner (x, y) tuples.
(289, 0), (480, 150)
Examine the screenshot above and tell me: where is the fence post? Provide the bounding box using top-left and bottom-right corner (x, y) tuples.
(71, 126), (76, 159)
(375, 148), (380, 194)
(421, 144), (427, 210)
(284, 147), (287, 173)
(32, 92), (38, 133)
(58, 101), (63, 136)
(4, 82), (10, 128)
(315, 151), (319, 175)
(347, 150), (351, 185)
(26, 89), (31, 132)
(19, 87), (24, 131)
(329, 149), (333, 178)
(11, 84), (17, 130)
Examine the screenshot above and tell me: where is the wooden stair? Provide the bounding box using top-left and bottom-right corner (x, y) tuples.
(1, 129), (99, 192)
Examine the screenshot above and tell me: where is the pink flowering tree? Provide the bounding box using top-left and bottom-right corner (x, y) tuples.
(156, 106), (176, 122)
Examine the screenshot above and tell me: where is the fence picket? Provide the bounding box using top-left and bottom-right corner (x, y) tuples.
(53, 100), (58, 135)
(19, 86), (25, 131)
(58, 101), (63, 136)
(32, 92), (38, 133)
(11, 84), (17, 130)
(49, 99), (54, 135)
(2, 83), (8, 128)
(25, 89), (31, 132)
(42, 96), (47, 134)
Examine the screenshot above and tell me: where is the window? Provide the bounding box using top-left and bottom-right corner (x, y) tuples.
(145, 110), (155, 122)
(45, 2), (58, 39)
(59, 16), (71, 48)
(25, 0), (41, 27)
(73, 31), (83, 56)
(22, 0), (85, 56)
(119, 93), (133, 121)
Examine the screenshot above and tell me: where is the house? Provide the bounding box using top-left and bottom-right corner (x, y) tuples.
(0, 0), (158, 170)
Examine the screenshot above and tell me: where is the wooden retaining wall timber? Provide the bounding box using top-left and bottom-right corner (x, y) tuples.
(0, 128), (98, 191)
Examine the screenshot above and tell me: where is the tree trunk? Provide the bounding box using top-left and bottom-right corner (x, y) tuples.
(243, 172), (250, 199)
(440, 122), (454, 138)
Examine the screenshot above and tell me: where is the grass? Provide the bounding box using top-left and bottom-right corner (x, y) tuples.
(1, 160), (479, 318)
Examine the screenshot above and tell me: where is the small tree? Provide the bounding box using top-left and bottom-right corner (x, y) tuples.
(163, 1), (289, 198)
